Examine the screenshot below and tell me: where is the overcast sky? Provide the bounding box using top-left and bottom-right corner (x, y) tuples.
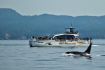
(0, 0), (105, 16)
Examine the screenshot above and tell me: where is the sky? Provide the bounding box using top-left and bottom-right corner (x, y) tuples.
(0, 0), (105, 16)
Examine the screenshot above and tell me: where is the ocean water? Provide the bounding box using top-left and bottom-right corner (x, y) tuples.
(0, 39), (105, 70)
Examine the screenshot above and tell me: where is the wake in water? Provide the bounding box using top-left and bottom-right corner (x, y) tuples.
(96, 54), (105, 57)
(93, 44), (105, 46)
(92, 45), (99, 47)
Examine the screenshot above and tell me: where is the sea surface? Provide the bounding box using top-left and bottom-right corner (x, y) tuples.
(0, 39), (105, 70)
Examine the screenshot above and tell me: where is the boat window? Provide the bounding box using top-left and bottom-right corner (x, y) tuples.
(53, 35), (75, 40)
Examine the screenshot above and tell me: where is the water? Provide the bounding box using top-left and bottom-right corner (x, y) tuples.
(0, 39), (105, 70)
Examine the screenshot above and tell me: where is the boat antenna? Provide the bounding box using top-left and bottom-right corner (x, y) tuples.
(71, 24), (73, 28)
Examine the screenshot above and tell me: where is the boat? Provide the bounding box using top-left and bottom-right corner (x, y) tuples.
(29, 26), (90, 47)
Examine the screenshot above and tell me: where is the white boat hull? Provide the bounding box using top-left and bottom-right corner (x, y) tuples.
(29, 40), (89, 47)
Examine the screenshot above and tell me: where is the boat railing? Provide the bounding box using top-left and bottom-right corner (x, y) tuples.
(65, 31), (78, 34)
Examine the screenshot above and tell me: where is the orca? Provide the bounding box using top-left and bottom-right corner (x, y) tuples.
(64, 41), (92, 58)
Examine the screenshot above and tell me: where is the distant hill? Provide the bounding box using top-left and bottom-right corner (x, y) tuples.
(0, 8), (105, 39)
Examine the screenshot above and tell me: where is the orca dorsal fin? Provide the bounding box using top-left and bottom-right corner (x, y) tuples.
(84, 41), (92, 54)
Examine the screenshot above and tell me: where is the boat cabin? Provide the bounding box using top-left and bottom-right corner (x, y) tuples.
(52, 26), (79, 40)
